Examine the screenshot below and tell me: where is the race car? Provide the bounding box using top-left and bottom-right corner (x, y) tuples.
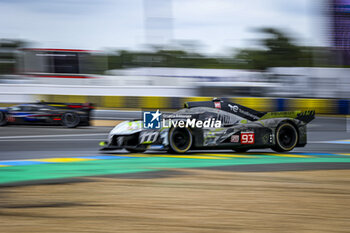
(99, 98), (315, 153)
(0, 102), (93, 128)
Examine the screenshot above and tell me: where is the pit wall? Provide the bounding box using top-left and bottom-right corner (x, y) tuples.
(32, 95), (350, 115)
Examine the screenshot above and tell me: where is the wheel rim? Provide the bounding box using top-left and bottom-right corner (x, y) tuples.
(64, 113), (79, 126)
(278, 125), (297, 150)
(66, 113), (75, 122)
(173, 130), (189, 150)
(170, 128), (192, 152)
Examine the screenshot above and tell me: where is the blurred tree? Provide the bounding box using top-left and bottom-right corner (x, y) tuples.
(234, 49), (268, 70)
(233, 28), (314, 70)
(107, 48), (232, 69)
(105, 29), (317, 71)
(107, 51), (124, 70)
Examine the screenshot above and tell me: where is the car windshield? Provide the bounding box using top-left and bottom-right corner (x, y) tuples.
(38, 105), (56, 110)
(9, 106), (21, 111)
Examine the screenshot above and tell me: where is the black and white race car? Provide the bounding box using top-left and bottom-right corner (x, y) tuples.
(0, 102), (93, 128)
(100, 98), (315, 153)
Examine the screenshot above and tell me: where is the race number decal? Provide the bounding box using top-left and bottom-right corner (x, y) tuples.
(139, 131), (159, 144)
(240, 132), (255, 144)
(7, 116), (15, 122)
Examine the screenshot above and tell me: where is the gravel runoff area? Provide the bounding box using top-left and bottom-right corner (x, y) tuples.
(0, 169), (349, 233)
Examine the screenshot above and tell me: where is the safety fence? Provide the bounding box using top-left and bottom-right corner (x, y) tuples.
(28, 95), (350, 115)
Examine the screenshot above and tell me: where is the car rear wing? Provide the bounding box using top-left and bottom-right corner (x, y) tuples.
(259, 110), (315, 123)
(185, 99), (266, 121)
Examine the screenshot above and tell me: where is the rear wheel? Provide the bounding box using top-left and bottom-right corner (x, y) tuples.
(62, 112), (80, 128)
(0, 111), (7, 126)
(273, 122), (298, 152)
(168, 127), (193, 153)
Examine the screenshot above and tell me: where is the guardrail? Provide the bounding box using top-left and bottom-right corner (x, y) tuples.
(33, 95), (349, 115)
(0, 83), (348, 114)
(0, 84), (196, 97)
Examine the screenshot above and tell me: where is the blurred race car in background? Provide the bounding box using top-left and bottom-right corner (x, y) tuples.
(100, 98), (315, 153)
(0, 102), (93, 128)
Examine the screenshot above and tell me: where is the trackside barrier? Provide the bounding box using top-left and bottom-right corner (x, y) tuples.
(28, 95), (349, 115)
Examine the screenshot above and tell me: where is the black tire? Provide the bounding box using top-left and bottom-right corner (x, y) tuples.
(126, 148), (147, 153)
(273, 122), (298, 152)
(62, 112), (80, 128)
(168, 127), (193, 153)
(233, 148), (249, 153)
(0, 111), (7, 126)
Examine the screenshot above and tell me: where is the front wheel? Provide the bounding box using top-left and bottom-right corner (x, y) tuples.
(272, 122), (298, 152)
(62, 112), (80, 128)
(168, 127), (193, 153)
(0, 111), (7, 126)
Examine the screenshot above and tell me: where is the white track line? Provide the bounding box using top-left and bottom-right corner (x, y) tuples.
(0, 133), (106, 139)
(309, 140), (350, 144)
(92, 117), (133, 120)
(0, 138), (102, 142)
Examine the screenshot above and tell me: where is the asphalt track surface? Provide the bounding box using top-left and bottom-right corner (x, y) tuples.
(1, 110), (349, 159)
(0, 110), (350, 184)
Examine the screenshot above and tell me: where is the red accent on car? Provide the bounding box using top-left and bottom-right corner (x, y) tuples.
(214, 102), (221, 109)
(83, 103), (94, 109)
(67, 105), (83, 108)
(7, 116), (15, 122)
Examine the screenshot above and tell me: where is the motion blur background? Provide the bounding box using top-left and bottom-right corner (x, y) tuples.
(0, 0), (349, 113)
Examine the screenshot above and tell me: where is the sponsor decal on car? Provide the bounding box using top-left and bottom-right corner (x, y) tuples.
(231, 135), (239, 143)
(240, 131), (255, 144)
(228, 104), (239, 112)
(228, 103), (260, 120)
